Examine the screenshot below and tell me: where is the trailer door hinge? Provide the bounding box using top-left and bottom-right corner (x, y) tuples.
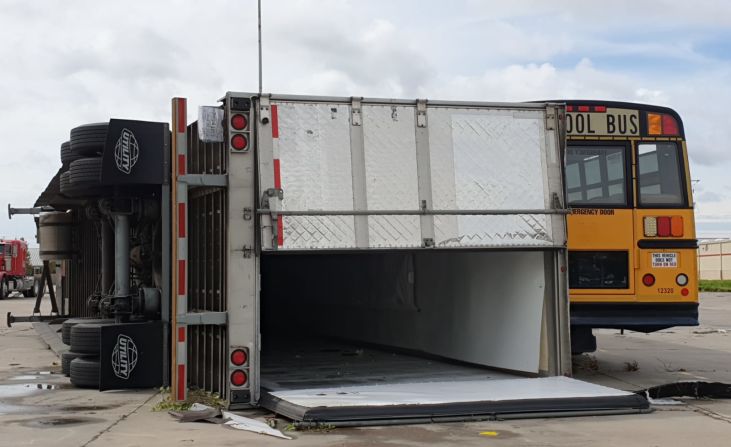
(351, 97), (362, 126)
(259, 94), (271, 124)
(416, 99), (428, 128)
(241, 245), (253, 258)
(546, 109), (556, 131)
(551, 192), (563, 210)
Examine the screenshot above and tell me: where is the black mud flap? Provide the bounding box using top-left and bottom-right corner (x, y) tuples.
(99, 321), (163, 391)
(101, 119), (169, 186)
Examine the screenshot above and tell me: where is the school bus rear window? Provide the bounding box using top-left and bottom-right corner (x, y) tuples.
(566, 145), (627, 206)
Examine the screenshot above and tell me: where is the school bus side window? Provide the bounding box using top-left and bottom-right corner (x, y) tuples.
(637, 142), (685, 207)
(566, 145), (627, 206)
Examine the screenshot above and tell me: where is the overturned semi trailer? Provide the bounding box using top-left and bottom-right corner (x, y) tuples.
(171, 93), (648, 425)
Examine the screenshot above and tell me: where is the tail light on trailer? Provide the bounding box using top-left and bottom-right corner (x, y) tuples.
(231, 370), (248, 387)
(230, 348), (248, 366)
(228, 99), (252, 153)
(643, 216), (683, 237)
(229, 347), (249, 388)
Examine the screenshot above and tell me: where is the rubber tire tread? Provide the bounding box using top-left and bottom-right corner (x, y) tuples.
(62, 317), (111, 345)
(68, 157), (102, 185)
(59, 171), (72, 195)
(69, 322), (114, 355)
(70, 122), (108, 156)
(62, 351), (87, 376)
(60, 141), (81, 165)
(69, 356), (100, 388)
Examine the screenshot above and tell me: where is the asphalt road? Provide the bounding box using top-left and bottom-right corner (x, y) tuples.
(0, 293), (730, 446)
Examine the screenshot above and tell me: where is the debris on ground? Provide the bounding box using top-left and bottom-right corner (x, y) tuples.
(169, 403), (291, 440)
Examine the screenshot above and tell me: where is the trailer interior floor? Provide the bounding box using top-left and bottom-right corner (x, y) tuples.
(258, 337), (649, 425)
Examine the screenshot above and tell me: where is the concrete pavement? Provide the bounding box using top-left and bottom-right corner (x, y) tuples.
(1, 293), (730, 446)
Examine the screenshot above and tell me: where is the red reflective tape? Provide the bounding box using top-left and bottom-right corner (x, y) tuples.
(178, 154), (186, 176)
(177, 99), (187, 133)
(273, 159), (281, 188)
(178, 259), (186, 295)
(271, 104), (279, 138)
(178, 326), (186, 342)
(277, 217), (283, 246)
(273, 158), (283, 246)
(178, 203), (186, 238)
(177, 365), (185, 400)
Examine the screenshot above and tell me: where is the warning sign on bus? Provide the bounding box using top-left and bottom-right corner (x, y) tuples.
(652, 253), (678, 268)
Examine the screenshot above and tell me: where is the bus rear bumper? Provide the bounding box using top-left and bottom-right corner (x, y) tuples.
(570, 302), (699, 333)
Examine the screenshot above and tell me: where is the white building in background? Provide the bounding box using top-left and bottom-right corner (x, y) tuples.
(698, 239), (731, 280)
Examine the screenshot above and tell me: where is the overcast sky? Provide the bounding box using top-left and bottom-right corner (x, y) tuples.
(1, 0), (730, 243)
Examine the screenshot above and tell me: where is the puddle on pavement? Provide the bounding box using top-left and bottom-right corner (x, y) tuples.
(0, 383), (69, 399)
(61, 404), (121, 412)
(9, 371), (56, 381)
(13, 417), (103, 428)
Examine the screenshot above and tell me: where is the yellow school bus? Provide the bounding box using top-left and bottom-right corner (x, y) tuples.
(565, 100), (698, 353)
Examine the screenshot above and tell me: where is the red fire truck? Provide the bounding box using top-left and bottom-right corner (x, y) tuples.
(0, 239), (37, 298)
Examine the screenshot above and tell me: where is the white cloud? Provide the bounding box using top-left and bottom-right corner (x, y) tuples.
(1, 0), (731, 241)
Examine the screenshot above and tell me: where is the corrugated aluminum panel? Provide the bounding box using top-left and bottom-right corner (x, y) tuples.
(276, 103), (356, 249)
(267, 101), (557, 250)
(429, 108), (552, 247)
(363, 105), (421, 248)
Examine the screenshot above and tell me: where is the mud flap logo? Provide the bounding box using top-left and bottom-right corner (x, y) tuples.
(111, 334), (138, 380)
(114, 128), (140, 174)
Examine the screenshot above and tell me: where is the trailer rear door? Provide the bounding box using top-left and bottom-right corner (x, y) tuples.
(218, 93), (648, 423)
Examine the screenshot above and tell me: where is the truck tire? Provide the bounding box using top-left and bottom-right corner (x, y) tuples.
(65, 158), (109, 197)
(62, 351), (87, 376)
(69, 356), (100, 388)
(68, 157), (102, 185)
(0, 280), (8, 299)
(33, 279), (42, 298)
(62, 317), (113, 345)
(60, 141), (80, 165)
(69, 322), (114, 355)
(70, 123), (108, 157)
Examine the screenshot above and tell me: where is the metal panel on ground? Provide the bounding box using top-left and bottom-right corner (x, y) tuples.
(261, 376), (648, 425)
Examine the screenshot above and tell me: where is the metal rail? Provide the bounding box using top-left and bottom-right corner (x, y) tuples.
(257, 208), (570, 216)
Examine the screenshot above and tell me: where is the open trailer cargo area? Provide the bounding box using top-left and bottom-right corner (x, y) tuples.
(174, 93), (648, 424)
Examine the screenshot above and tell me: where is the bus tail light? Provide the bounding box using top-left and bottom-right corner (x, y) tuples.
(642, 274), (655, 287)
(681, 288), (689, 296)
(670, 216), (683, 237)
(657, 216), (671, 237)
(676, 274), (688, 286)
(647, 113), (680, 136)
(644, 217), (657, 237)
(645, 216), (682, 237)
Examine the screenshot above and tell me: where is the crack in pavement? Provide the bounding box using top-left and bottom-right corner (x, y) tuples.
(80, 392), (158, 447)
(686, 402), (731, 425)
